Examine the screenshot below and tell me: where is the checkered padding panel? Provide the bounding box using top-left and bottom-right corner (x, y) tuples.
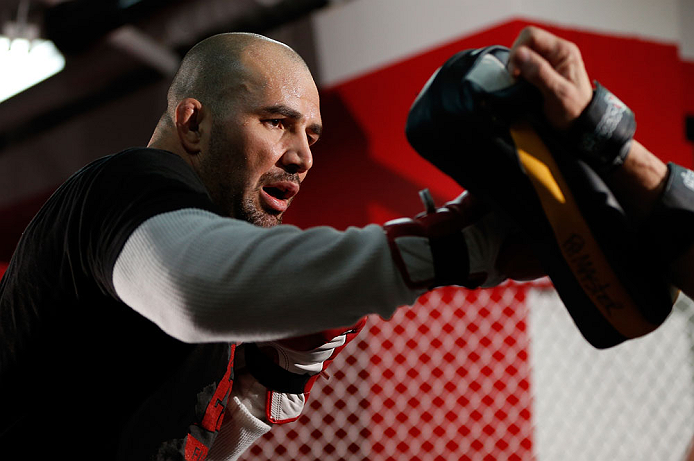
(239, 284), (694, 460)
(239, 283), (534, 460)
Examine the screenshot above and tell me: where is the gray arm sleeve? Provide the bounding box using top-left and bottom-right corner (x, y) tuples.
(112, 208), (422, 343)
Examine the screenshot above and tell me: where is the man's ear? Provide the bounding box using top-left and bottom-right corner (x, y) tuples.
(175, 98), (210, 154)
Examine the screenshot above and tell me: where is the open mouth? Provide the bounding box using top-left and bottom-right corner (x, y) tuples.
(260, 181), (300, 213)
(263, 186), (292, 200)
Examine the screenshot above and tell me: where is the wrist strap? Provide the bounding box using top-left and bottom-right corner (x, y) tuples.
(568, 82), (636, 175)
(244, 343), (311, 394)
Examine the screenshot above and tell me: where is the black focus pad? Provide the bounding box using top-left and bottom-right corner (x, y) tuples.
(406, 46), (674, 348)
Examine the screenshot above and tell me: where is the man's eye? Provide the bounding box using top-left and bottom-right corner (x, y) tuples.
(265, 119), (283, 128)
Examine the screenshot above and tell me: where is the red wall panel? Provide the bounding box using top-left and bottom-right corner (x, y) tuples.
(287, 19), (694, 232)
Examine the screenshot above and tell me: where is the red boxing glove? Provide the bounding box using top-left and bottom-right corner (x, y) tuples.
(384, 189), (525, 290)
(244, 317), (366, 424)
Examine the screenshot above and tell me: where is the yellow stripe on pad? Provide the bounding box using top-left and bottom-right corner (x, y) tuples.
(509, 121), (656, 338)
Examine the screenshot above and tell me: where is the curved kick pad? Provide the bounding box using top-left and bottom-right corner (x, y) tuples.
(406, 46), (675, 348)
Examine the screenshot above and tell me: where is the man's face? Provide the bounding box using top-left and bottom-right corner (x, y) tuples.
(199, 55), (322, 227)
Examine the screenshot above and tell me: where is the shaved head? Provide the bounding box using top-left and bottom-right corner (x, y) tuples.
(150, 32), (321, 227)
(164, 32), (309, 124)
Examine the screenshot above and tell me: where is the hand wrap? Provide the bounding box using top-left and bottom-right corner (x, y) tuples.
(567, 82), (636, 175)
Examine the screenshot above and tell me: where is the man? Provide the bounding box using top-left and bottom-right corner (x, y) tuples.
(0, 31), (536, 460)
(0, 25), (686, 460)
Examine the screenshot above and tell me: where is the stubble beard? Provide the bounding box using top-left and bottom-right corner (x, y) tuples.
(201, 127), (271, 228)
(205, 123), (299, 228)
(206, 169), (283, 228)
(238, 192), (283, 228)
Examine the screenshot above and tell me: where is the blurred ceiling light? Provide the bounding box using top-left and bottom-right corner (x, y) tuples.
(0, 35), (65, 104)
(0, 0), (66, 104)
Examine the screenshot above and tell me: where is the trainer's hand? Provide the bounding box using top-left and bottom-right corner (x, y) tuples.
(507, 26), (593, 130)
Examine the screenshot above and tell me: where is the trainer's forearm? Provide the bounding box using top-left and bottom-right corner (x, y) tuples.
(603, 142), (694, 298)
(603, 140), (668, 222)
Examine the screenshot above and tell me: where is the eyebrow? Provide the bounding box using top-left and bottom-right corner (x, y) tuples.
(260, 104), (323, 137)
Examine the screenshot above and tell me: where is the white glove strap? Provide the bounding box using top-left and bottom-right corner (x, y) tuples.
(254, 332), (348, 424)
(267, 391), (307, 424)
(387, 233), (436, 286)
(463, 209), (520, 287)
(261, 333), (347, 375)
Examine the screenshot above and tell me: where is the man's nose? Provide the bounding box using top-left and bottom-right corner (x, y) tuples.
(281, 136), (313, 174)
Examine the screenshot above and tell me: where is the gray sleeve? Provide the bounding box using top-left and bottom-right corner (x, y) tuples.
(112, 208), (422, 343)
